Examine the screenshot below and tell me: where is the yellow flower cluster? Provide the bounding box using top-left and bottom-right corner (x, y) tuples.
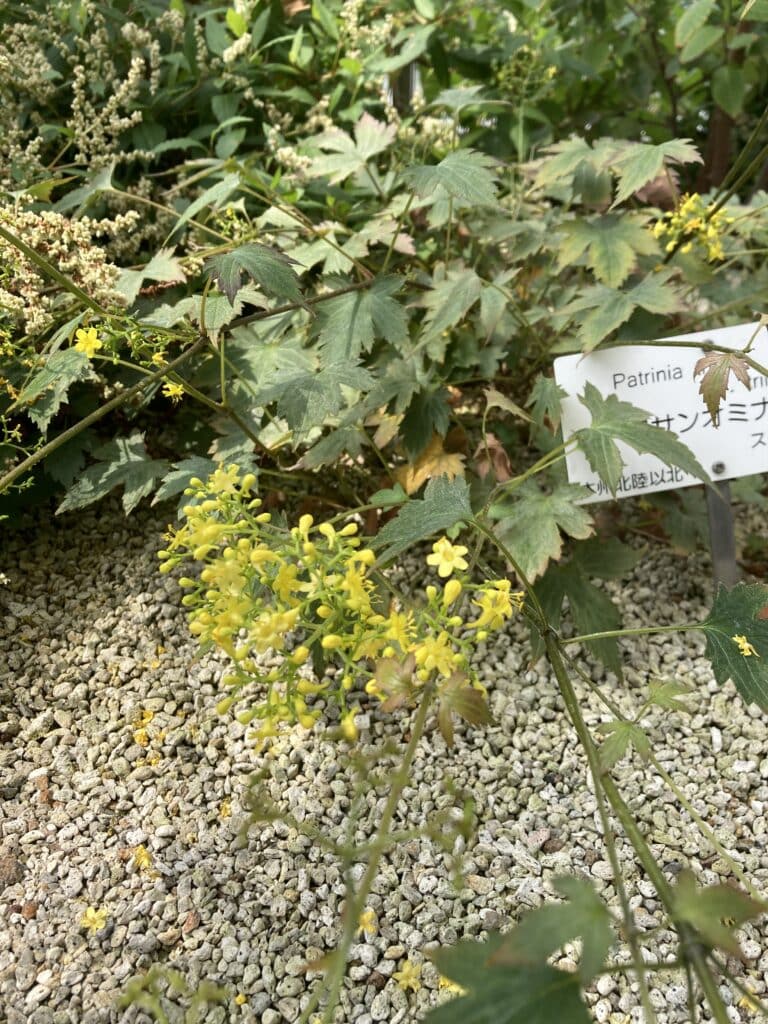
(158, 467), (524, 746)
(652, 192), (731, 262)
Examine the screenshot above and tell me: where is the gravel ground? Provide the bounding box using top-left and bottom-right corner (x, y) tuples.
(1, 494), (767, 1024)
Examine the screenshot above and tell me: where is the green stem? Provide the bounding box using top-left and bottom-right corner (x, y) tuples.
(228, 279), (374, 329)
(607, 337), (768, 380)
(0, 338), (208, 496)
(544, 636), (731, 1024)
(566, 623), (698, 645)
(299, 685), (435, 1024)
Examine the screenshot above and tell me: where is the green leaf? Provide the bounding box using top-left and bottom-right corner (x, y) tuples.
(577, 290), (635, 352)
(611, 140), (702, 208)
(117, 247), (187, 304)
(171, 173), (240, 237)
(560, 563), (623, 675)
(258, 363), (374, 436)
(557, 215), (657, 287)
(484, 387), (531, 422)
(599, 721), (650, 769)
(419, 268), (482, 356)
(675, 0), (716, 47)
(575, 382), (709, 495)
(534, 137), (594, 188)
(55, 162), (116, 214)
(370, 482), (408, 508)
(699, 583), (768, 708)
(647, 678), (694, 713)
(299, 426), (365, 469)
(572, 536), (643, 578)
(527, 374), (567, 431)
(680, 24), (724, 62)
(672, 870), (766, 956)
(566, 273), (685, 351)
(373, 476), (472, 564)
(490, 876), (614, 983)
(56, 432), (169, 515)
(190, 292), (243, 342)
(490, 482), (594, 581)
(713, 65), (747, 118)
(205, 243), (302, 305)
(19, 349), (96, 432)
(312, 0), (339, 38)
(314, 277), (409, 362)
(403, 150), (500, 207)
(401, 389), (451, 458)
(425, 936), (591, 1024)
(225, 7), (247, 36)
(310, 113), (396, 183)
(152, 457), (218, 506)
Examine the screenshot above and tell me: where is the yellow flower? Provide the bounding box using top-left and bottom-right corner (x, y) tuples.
(357, 908), (377, 936)
(438, 974), (467, 996)
(733, 634), (759, 658)
(234, 993), (247, 1006)
(133, 845), (153, 871)
(393, 959), (421, 992)
(413, 632), (455, 677)
(426, 537), (468, 578)
(738, 991), (760, 1012)
(150, 351), (167, 366)
(385, 610), (415, 651)
(80, 906), (108, 934)
(470, 580), (523, 631)
(161, 380), (185, 403)
(74, 327), (103, 358)
(340, 711), (358, 742)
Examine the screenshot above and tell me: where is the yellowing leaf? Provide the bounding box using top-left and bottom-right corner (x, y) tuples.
(694, 351), (752, 422)
(394, 434), (466, 495)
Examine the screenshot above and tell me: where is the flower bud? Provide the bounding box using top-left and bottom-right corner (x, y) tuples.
(241, 473), (257, 492)
(321, 634), (344, 649)
(442, 579), (462, 606)
(291, 646), (310, 666)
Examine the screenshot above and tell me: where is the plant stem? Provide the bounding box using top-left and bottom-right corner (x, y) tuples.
(299, 686), (434, 1024)
(566, 623), (698, 645)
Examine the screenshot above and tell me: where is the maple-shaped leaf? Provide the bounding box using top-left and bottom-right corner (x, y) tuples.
(374, 654), (417, 712)
(490, 876), (614, 984)
(205, 243), (302, 305)
(373, 476), (472, 564)
(699, 583), (768, 708)
(418, 267), (482, 359)
(426, 935), (591, 1024)
(484, 387), (531, 423)
(610, 139), (702, 207)
(694, 351), (752, 422)
(437, 672), (494, 747)
(257, 362), (374, 436)
(575, 382), (709, 495)
(672, 870), (767, 956)
(490, 481), (594, 582)
(647, 678), (695, 713)
(310, 113), (396, 184)
(403, 149), (500, 207)
(557, 215), (658, 287)
(56, 432), (169, 515)
(394, 433), (465, 495)
(598, 721), (650, 769)
(313, 275), (409, 362)
(527, 374), (567, 432)
(18, 349), (96, 433)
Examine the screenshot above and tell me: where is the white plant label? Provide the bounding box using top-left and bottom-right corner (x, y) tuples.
(553, 322), (768, 503)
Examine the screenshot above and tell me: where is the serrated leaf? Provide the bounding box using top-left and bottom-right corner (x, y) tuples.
(401, 389), (451, 459)
(534, 137), (594, 188)
(577, 290), (635, 352)
(374, 476), (472, 564)
(117, 247), (187, 303)
(311, 113), (396, 183)
(694, 350), (752, 422)
(374, 653), (417, 712)
(426, 936), (591, 1024)
(575, 382), (709, 495)
(484, 387), (531, 422)
(403, 150), (500, 207)
(314, 276), (408, 361)
(205, 243), (301, 305)
(56, 432), (169, 515)
(190, 292), (243, 341)
(699, 583), (768, 708)
(490, 482), (594, 581)
(419, 268), (482, 356)
(672, 870), (766, 956)
(568, 273), (685, 352)
(370, 483), (408, 508)
(171, 173), (240, 237)
(527, 374), (567, 431)
(611, 140), (702, 208)
(647, 678), (694, 712)
(558, 215), (657, 287)
(599, 721), (650, 769)
(394, 433), (465, 495)
(258, 362), (374, 436)
(19, 349), (96, 432)
(560, 564), (623, 675)
(152, 457), (218, 506)
(490, 876), (614, 983)
(299, 426), (365, 469)
(675, 0), (716, 46)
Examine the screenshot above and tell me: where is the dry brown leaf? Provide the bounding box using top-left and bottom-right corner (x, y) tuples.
(394, 433), (466, 495)
(474, 433), (512, 482)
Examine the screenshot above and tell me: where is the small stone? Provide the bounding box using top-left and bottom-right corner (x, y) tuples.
(370, 992), (391, 1021)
